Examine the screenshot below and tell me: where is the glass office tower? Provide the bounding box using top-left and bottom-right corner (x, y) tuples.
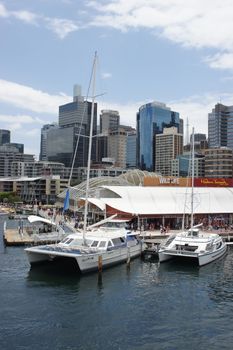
(126, 132), (136, 168)
(136, 101), (180, 171)
(0, 129), (10, 146)
(46, 85), (97, 167)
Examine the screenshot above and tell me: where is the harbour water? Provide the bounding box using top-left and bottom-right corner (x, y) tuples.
(1, 215), (233, 350)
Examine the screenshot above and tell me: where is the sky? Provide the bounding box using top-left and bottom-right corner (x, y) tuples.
(1, 0), (233, 158)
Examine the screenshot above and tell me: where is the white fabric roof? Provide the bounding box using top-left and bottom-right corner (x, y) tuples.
(84, 197), (106, 211)
(92, 186), (233, 215)
(28, 215), (56, 225)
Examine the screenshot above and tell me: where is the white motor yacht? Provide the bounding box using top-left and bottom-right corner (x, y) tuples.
(25, 220), (144, 273)
(158, 227), (227, 266)
(158, 127), (227, 267)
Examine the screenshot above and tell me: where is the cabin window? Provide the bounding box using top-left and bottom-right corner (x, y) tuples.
(85, 239), (92, 246)
(112, 238), (125, 246)
(127, 236), (136, 241)
(91, 241), (98, 247)
(164, 235), (175, 247)
(206, 243), (213, 251)
(65, 238), (74, 245)
(99, 241), (106, 248)
(61, 237), (69, 243)
(73, 238), (84, 245)
(108, 241), (113, 247)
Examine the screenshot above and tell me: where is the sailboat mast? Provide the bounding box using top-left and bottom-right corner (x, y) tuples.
(190, 127), (195, 230)
(83, 52), (97, 243)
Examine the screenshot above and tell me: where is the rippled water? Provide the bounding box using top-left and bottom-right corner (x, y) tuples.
(1, 216), (233, 350)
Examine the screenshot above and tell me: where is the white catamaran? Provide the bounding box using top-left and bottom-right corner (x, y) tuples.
(25, 53), (144, 273)
(158, 128), (227, 267)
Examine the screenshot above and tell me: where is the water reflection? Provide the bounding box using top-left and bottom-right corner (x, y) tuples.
(158, 259), (200, 278)
(0, 214), (7, 253)
(27, 260), (82, 290)
(207, 248), (233, 305)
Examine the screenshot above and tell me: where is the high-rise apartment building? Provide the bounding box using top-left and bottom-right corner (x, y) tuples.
(108, 127), (127, 168)
(204, 147), (233, 178)
(155, 127), (183, 176)
(11, 161), (65, 178)
(0, 144), (35, 177)
(100, 110), (120, 134)
(137, 101), (180, 171)
(208, 103), (233, 149)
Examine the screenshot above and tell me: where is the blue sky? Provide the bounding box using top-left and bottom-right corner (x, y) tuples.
(1, 0), (233, 158)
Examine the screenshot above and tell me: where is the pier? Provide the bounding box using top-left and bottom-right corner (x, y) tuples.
(3, 228), (63, 246)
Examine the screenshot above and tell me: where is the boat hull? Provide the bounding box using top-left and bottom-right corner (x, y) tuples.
(25, 243), (143, 273)
(159, 244), (227, 267)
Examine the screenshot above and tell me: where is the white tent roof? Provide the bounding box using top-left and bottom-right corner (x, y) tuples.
(83, 197), (106, 211)
(28, 215), (56, 225)
(91, 186), (233, 215)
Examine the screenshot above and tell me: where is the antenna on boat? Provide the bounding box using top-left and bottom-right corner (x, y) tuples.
(83, 51), (98, 245)
(190, 127), (195, 232)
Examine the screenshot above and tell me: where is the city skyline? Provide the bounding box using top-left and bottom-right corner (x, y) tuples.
(1, 1), (233, 158)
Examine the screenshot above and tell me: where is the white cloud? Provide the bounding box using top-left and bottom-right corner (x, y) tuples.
(0, 2), (80, 39)
(0, 114), (35, 124)
(25, 128), (40, 137)
(8, 123), (22, 131)
(0, 3), (8, 17)
(0, 113), (47, 141)
(205, 53), (233, 70)
(0, 79), (70, 114)
(87, 0), (233, 70)
(101, 72), (112, 79)
(221, 76), (233, 82)
(45, 18), (79, 39)
(2, 0), (233, 61)
(12, 10), (38, 24)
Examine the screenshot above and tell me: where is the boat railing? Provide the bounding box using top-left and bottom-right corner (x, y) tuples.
(162, 234), (176, 247)
(107, 242), (127, 251)
(164, 248), (199, 257)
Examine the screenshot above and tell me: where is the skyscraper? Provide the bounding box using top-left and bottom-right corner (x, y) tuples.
(108, 127), (127, 168)
(155, 127), (183, 176)
(208, 103), (233, 149)
(0, 129), (10, 146)
(126, 131), (136, 168)
(136, 101), (180, 171)
(100, 110), (120, 134)
(40, 123), (58, 161)
(46, 85), (97, 167)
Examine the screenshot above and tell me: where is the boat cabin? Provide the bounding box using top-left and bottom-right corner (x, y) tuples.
(59, 234), (127, 251)
(187, 228), (199, 237)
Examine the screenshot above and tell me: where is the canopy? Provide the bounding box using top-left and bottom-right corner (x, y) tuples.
(90, 186), (233, 216)
(28, 215), (56, 226)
